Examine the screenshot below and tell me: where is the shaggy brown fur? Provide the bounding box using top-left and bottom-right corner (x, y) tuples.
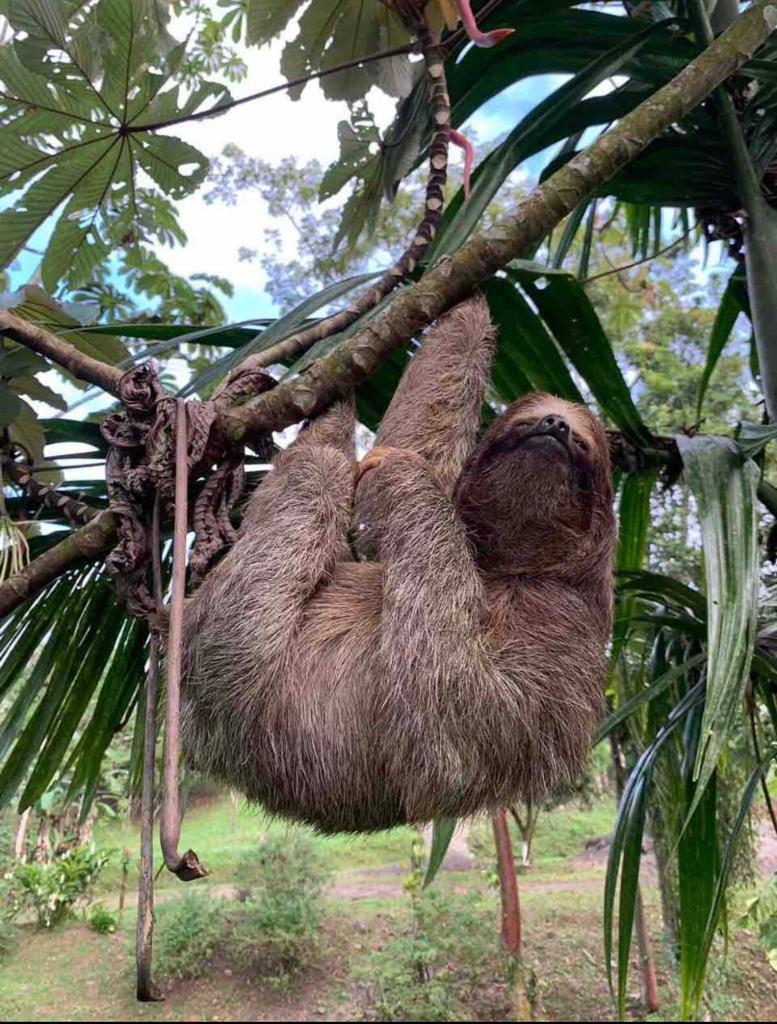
(181, 296), (616, 834)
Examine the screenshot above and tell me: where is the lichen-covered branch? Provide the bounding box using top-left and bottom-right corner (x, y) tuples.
(0, 310), (123, 397)
(0, 510), (118, 617)
(221, 0), (777, 444)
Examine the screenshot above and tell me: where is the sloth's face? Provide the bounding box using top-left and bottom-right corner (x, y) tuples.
(480, 397), (598, 494)
(455, 394), (614, 577)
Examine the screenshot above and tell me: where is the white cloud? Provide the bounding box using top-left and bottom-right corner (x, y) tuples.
(158, 31), (402, 316)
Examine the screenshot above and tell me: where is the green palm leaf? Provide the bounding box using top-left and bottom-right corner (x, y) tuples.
(676, 436), (760, 818)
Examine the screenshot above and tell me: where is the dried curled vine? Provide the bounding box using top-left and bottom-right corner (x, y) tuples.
(100, 363), (275, 617)
(215, 21), (452, 392)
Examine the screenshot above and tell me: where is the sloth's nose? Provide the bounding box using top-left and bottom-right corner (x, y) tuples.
(539, 414), (570, 439)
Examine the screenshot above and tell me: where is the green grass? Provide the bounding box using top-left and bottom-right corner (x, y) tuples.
(94, 796), (418, 897)
(528, 798), (615, 864)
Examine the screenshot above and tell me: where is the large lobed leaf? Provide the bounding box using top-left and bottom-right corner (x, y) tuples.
(255, 0), (414, 103)
(0, 0), (230, 290)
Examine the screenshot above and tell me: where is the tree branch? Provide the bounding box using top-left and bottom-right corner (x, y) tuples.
(124, 42), (416, 134)
(0, 310), (122, 397)
(0, 509), (118, 618)
(220, 0), (777, 445)
(582, 228), (694, 284)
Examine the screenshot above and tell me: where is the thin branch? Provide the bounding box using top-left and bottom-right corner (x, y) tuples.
(582, 229), (694, 285)
(136, 494), (166, 1000)
(123, 0), (507, 135)
(125, 42), (416, 134)
(0, 310), (122, 396)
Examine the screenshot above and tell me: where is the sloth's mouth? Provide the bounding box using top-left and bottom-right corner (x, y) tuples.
(514, 430), (572, 459)
(482, 427), (572, 463)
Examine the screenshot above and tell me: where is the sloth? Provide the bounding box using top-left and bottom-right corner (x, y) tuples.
(181, 296), (616, 834)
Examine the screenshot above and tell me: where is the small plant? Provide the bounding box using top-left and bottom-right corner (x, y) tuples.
(233, 830), (327, 981)
(153, 830), (328, 986)
(355, 852), (508, 1023)
(154, 892), (231, 980)
(89, 904), (117, 935)
(0, 918), (18, 963)
(7, 844), (110, 928)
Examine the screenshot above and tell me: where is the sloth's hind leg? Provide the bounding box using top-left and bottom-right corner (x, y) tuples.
(181, 401), (356, 791)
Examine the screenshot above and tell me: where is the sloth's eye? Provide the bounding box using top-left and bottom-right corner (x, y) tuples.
(573, 436), (589, 452)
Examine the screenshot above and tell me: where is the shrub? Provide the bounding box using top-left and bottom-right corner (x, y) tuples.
(233, 830), (327, 981)
(154, 892), (232, 980)
(355, 887), (508, 1022)
(154, 830), (328, 986)
(89, 904), (117, 934)
(7, 844), (110, 928)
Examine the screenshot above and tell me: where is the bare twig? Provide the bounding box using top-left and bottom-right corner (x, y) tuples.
(136, 621), (160, 990)
(582, 229), (695, 285)
(134, 0), (506, 138)
(124, 42), (417, 134)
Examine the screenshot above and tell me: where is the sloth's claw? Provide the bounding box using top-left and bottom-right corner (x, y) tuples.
(354, 445), (407, 485)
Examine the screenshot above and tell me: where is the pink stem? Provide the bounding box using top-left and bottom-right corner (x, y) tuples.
(455, 0), (515, 48)
(450, 129), (474, 201)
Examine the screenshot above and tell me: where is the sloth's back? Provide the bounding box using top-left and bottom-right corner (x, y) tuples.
(182, 557), (604, 833)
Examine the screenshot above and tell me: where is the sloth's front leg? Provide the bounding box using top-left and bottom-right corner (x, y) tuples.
(355, 447), (495, 821)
